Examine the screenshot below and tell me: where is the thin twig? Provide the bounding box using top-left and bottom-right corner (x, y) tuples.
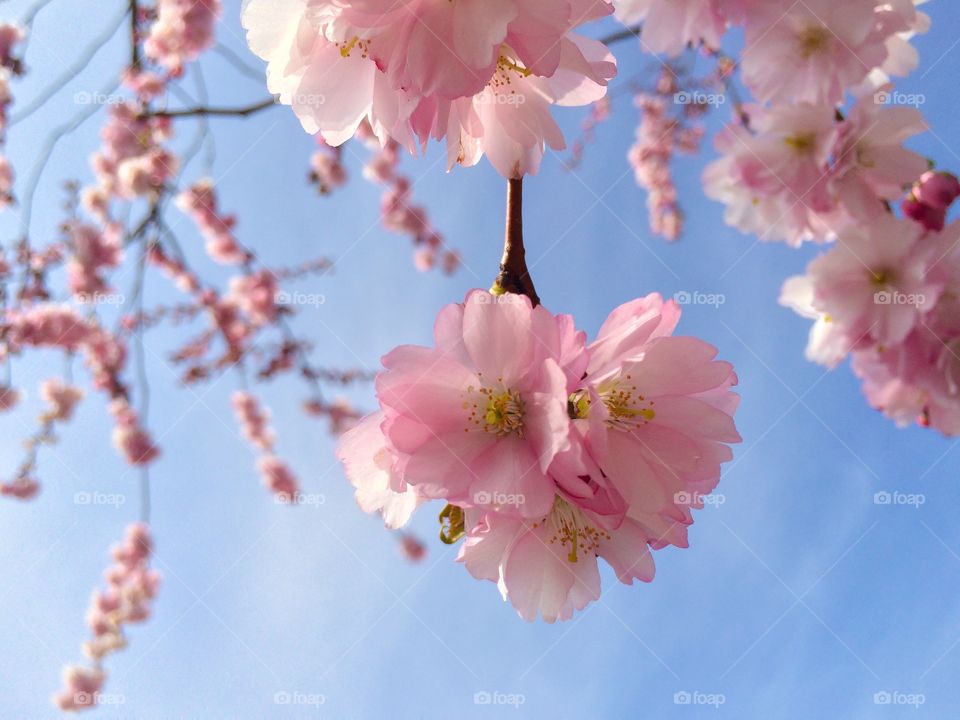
(11, 4), (129, 126)
(599, 23), (643, 46)
(130, 0), (140, 71)
(145, 97), (276, 119)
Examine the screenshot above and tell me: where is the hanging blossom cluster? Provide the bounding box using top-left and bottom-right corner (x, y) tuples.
(0, 0), (422, 709)
(0, 378), (84, 500)
(232, 391), (301, 501)
(54, 524), (161, 711)
(0, 21), (23, 207)
(143, 0), (222, 73)
(242, 0), (617, 178)
(615, 0), (960, 434)
(339, 290), (740, 621)
(309, 125), (461, 274)
(627, 68), (714, 241)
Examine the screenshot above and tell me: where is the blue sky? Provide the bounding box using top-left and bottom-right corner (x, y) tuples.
(3, 1), (960, 718)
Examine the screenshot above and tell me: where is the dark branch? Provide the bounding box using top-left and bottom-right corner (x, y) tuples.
(145, 97), (277, 119)
(493, 178), (540, 307)
(599, 23), (643, 46)
(130, 0), (140, 70)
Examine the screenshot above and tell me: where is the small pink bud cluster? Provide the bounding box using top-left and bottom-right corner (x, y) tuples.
(357, 128), (460, 275)
(175, 180), (249, 265)
(232, 391), (300, 501)
(902, 171), (960, 232)
(53, 523), (160, 712)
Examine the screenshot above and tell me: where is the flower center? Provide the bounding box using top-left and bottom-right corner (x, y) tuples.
(488, 51), (532, 92)
(871, 268), (895, 286)
(464, 383), (525, 437)
(798, 25), (830, 58)
(335, 36), (370, 59)
(533, 496), (610, 563)
(598, 374), (656, 430)
(783, 132), (817, 155)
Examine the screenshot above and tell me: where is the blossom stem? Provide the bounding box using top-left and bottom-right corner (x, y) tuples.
(494, 178), (540, 307)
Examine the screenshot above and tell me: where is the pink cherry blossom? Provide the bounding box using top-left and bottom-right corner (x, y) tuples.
(40, 379), (84, 422)
(56, 523), (160, 711)
(806, 216), (941, 346)
(232, 391), (275, 451)
(372, 290), (580, 519)
(110, 399), (161, 466)
(902, 171), (960, 232)
(243, 0), (617, 178)
(337, 411), (420, 529)
(339, 289), (740, 621)
(144, 0), (222, 73)
(227, 270), (280, 326)
(0, 384), (19, 411)
(703, 104), (838, 246)
(257, 455), (300, 501)
(67, 222), (124, 299)
(741, 0), (891, 105)
(175, 180), (248, 265)
(832, 99), (928, 220)
(614, 0), (728, 56)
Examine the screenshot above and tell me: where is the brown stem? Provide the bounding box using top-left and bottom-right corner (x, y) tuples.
(493, 177), (540, 307)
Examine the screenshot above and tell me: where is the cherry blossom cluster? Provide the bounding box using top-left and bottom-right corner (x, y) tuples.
(232, 390), (301, 501)
(3, 304), (160, 471)
(242, 0), (617, 178)
(780, 178), (960, 434)
(339, 289), (740, 621)
(627, 69), (711, 241)
(358, 129), (460, 274)
(618, 1), (960, 433)
(0, 22), (23, 207)
(0, 378), (84, 500)
(143, 0), (221, 73)
(85, 102), (177, 210)
(176, 180), (250, 265)
(54, 523), (161, 712)
(66, 222), (124, 300)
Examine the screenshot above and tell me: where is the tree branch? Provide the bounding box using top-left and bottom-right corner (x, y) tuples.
(493, 178), (540, 307)
(145, 97), (277, 119)
(599, 24), (643, 46)
(130, 0), (140, 70)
